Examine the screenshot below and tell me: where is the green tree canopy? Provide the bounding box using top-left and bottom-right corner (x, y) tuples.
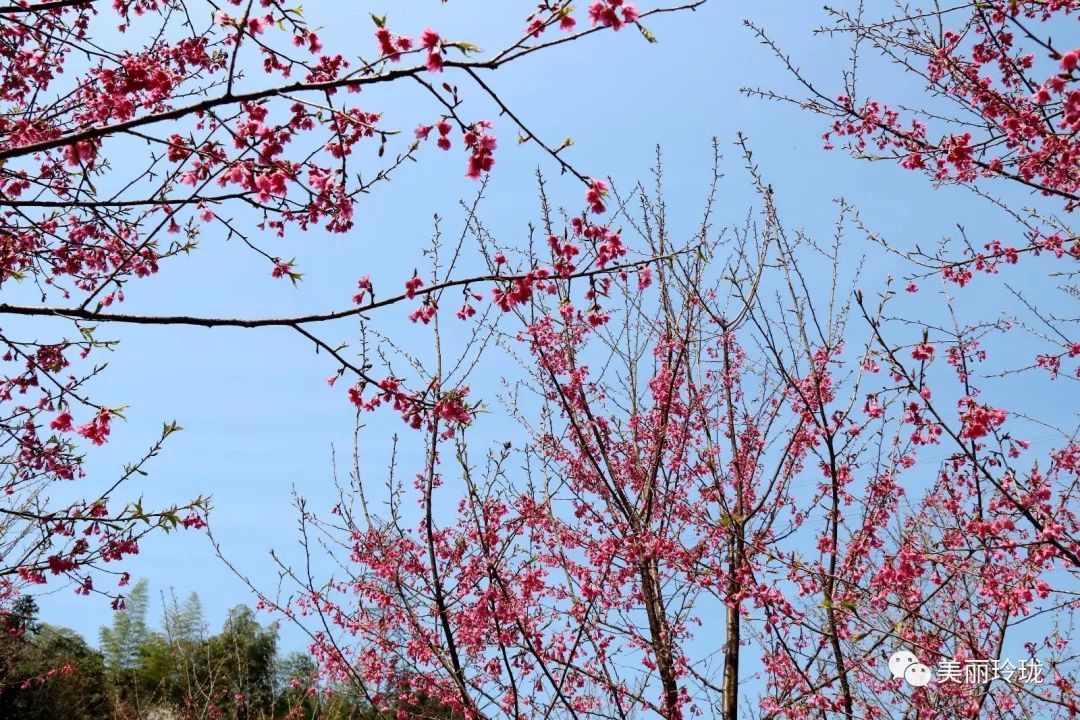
(99, 578), (152, 674)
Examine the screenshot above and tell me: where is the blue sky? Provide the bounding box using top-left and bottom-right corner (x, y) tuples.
(29, 0), (1069, 666)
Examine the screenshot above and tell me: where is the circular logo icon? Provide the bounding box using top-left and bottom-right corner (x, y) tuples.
(888, 650), (919, 679)
(904, 662), (932, 687)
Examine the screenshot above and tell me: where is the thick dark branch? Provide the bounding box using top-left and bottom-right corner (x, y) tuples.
(0, 255), (670, 328)
(0, 1), (709, 163)
(0, 0), (98, 14)
(0, 193), (251, 208)
(0, 65), (425, 162)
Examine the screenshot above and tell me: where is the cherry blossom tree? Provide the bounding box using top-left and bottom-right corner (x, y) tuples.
(733, 2), (1080, 715)
(6, 1), (1076, 718)
(0, 0), (706, 611)
(745, 1), (1080, 276)
(235, 132), (1080, 720)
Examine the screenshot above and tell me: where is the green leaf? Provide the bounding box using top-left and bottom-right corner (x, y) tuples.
(160, 510), (180, 532)
(449, 41), (483, 55)
(639, 25), (657, 43)
(370, 13), (386, 28)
